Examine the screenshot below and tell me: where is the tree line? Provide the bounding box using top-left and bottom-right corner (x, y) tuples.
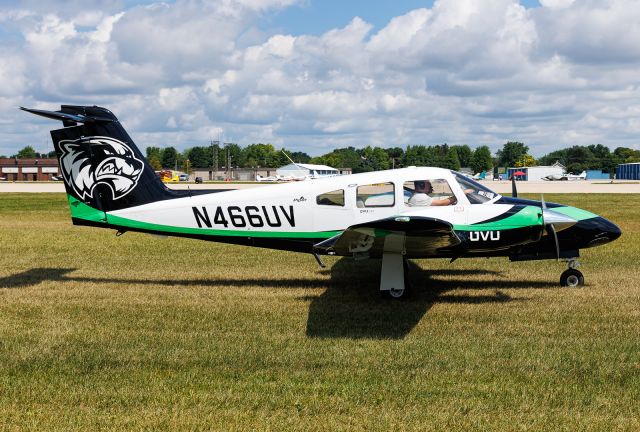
(6, 141), (640, 174)
(141, 142), (494, 174)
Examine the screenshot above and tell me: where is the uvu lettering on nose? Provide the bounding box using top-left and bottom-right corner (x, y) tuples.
(469, 231), (500, 241)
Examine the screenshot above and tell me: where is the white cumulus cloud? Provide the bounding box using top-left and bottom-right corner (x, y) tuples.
(3, 0), (640, 157)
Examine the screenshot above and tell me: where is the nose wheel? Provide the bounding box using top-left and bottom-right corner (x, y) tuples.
(560, 259), (584, 287)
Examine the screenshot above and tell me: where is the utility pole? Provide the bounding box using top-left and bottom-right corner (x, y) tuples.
(211, 139), (219, 181)
(226, 144), (231, 180)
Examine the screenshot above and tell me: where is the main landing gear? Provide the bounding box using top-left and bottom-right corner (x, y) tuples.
(560, 259), (584, 287)
(380, 253), (411, 299)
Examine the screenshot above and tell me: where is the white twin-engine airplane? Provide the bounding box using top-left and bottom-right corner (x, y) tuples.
(22, 106), (622, 298)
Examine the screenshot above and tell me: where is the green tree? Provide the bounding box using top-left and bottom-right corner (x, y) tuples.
(427, 144), (452, 168)
(145, 147), (162, 165)
(224, 143), (244, 169)
(288, 151), (311, 164)
(451, 145), (472, 167)
(312, 147), (364, 170)
(148, 155), (162, 171)
(537, 149), (567, 167)
(161, 147), (178, 170)
(17, 146), (38, 159)
(514, 154), (536, 168)
(470, 146), (493, 174)
(186, 146), (212, 168)
(243, 143), (279, 168)
(402, 145), (428, 166)
(496, 142), (528, 168)
(359, 146), (391, 171)
(445, 147), (461, 170)
(614, 147), (640, 163)
(565, 146), (595, 173)
(310, 153), (341, 169)
(384, 147), (405, 168)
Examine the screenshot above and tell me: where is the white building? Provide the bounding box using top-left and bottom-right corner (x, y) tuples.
(276, 163), (339, 179)
(508, 162), (565, 181)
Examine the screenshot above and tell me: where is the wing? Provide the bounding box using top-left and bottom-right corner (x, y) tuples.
(314, 216), (461, 258)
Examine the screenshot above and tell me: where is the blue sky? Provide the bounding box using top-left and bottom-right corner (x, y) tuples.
(1, 0), (639, 157)
(268, 0), (541, 36)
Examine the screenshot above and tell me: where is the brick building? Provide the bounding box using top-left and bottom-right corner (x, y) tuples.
(0, 158), (60, 181)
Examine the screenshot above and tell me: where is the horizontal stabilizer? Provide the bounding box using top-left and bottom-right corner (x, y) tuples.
(20, 106), (114, 124)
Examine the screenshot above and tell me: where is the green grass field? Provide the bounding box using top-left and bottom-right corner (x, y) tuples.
(1, 193), (638, 431)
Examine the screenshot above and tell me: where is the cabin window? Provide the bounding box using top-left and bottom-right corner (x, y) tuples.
(316, 189), (345, 206)
(356, 182), (395, 207)
(404, 179), (456, 207)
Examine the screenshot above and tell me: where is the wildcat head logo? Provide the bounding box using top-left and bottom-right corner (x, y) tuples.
(59, 136), (143, 201)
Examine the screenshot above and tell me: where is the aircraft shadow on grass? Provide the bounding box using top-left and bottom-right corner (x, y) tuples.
(0, 262), (557, 340)
(304, 258), (551, 340)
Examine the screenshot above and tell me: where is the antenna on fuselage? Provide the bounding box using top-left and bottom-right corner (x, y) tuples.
(282, 149), (297, 165)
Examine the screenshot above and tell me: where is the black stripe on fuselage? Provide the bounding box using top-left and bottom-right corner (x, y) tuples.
(469, 205), (526, 226)
(495, 196), (563, 208)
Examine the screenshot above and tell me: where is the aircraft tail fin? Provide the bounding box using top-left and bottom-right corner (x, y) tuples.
(21, 106), (186, 219)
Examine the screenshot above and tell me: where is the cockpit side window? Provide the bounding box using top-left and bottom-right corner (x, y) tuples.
(453, 172), (499, 204)
(404, 179), (457, 207)
(316, 189), (345, 206)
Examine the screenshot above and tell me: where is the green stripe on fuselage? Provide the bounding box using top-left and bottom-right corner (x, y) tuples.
(66, 194), (340, 239)
(106, 213), (341, 239)
(67, 195), (106, 223)
(453, 205), (542, 231)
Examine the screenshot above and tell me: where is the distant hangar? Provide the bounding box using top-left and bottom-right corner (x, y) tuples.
(616, 162), (640, 180)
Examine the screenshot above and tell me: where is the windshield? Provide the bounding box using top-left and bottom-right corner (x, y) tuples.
(453, 172), (501, 204)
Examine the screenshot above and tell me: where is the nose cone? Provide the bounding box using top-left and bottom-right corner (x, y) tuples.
(586, 217), (622, 247)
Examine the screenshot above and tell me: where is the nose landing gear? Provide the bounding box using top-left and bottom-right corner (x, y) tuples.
(560, 259), (584, 287)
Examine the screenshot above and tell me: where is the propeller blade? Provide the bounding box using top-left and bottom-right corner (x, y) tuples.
(547, 223), (560, 261)
(541, 194), (561, 261)
(511, 176), (518, 198)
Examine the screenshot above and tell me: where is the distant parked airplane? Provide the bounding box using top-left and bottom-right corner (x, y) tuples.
(543, 171), (587, 181)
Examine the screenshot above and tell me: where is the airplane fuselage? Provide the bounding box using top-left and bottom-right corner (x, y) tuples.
(70, 167), (620, 260)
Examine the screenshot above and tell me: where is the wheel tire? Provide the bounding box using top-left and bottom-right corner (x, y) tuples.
(560, 269), (584, 287)
(385, 287), (406, 299)
(382, 260), (411, 300)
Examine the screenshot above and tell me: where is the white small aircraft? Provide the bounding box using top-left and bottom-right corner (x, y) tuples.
(543, 171), (587, 181)
(255, 174), (280, 182)
(22, 106), (621, 298)
(256, 174), (308, 182)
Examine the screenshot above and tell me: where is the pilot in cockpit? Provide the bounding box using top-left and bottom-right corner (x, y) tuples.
(408, 180), (457, 207)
